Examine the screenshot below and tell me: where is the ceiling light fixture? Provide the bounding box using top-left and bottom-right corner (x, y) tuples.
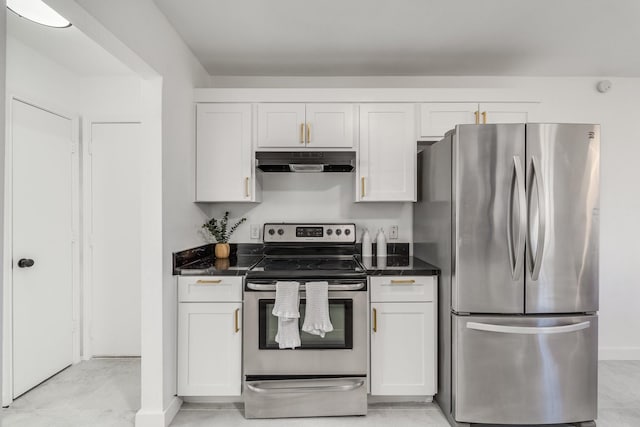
(7, 0), (71, 28)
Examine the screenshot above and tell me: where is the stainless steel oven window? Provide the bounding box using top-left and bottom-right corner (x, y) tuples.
(258, 299), (353, 349)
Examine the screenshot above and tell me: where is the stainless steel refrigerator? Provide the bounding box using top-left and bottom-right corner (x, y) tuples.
(414, 124), (599, 427)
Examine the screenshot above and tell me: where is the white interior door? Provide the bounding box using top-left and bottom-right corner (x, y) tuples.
(89, 122), (141, 356)
(11, 100), (74, 398)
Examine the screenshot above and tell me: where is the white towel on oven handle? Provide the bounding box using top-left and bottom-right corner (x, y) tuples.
(273, 281), (301, 349)
(302, 281), (334, 338)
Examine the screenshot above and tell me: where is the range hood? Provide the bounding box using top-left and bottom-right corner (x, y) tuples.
(255, 151), (356, 173)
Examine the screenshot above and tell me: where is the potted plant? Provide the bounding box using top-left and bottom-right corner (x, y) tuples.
(202, 212), (247, 259)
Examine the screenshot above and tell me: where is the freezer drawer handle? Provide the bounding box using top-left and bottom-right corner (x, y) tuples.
(467, 321), (590, 335)
(246, 379), (365, 394)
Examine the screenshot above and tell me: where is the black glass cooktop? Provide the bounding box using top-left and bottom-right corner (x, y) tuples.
(253, 257), (363, 272)
(246, 255), (367, 280)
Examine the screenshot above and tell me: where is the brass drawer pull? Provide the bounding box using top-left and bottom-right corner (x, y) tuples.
(372, 308), (377, 332)
(390, 279), (416, 284)
(306, 122), (311, 143)
(474, 111), (479, 124)
(361, 177), (365, 198)
(300, 123), (305, 144)
(196, 279), (222, 284)
(482, 111), (487, 124)
(234, 308), (240, 333)
(245, 176), (250, 198)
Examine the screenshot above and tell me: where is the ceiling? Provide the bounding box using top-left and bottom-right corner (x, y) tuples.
(153, 0), (640, 77)
(7, 9), (132, 76)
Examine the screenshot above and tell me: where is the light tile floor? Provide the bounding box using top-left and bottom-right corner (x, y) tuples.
(0, 358), (140, 427)
(1, 359), (639, 426)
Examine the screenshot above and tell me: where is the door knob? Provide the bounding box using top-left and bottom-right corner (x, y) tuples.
(17, 258), (35, 268)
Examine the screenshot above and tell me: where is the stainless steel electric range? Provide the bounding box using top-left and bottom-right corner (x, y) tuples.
(243, 223), (368, 419)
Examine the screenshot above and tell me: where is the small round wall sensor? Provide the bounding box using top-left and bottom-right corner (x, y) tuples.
(597, 80), (612, 93)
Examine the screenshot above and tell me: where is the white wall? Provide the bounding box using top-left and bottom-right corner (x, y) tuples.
(50, 1), (210, 425)
(205, 76), (640, 360)
(0, 0), (7, 398)
(6, 36), (82, 112)
(205, 174), (412, 244)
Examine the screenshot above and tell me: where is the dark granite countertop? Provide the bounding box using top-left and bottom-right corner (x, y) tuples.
(173, 243), (263, 276)
(358, 255), (440, 276)
(175, 255), (262, 276)
(173, 243), (439, 277)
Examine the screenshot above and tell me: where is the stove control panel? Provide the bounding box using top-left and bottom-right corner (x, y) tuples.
(263, 223), (356, 243)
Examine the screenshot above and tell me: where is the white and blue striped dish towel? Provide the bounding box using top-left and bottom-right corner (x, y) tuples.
(302, 281), (334, 338)
(273, 281), (301, 349)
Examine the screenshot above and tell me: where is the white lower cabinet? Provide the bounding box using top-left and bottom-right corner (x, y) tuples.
(177, 277), (242, 396)
(370, 276), (437, 396)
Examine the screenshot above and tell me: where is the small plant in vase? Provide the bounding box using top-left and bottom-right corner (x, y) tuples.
(202, 212), (247, 259)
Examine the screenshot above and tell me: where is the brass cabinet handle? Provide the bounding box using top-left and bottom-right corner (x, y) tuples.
(234, 308), (240, 333)
(361, 177), (365, 198)
(372, 308), (377, 332)
(245, 177), (250, 198)
(300, 123), (305, 144)
(482, 111), (487, 124)
(474, 111), (479, 124)
(196, 279), (222, 284)
(306, 122), (311, 143)
(390, 279), (416, 284)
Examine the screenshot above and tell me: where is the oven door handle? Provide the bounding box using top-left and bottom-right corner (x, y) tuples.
(246, 379), (365, 394)
(246, 282), (365, 291)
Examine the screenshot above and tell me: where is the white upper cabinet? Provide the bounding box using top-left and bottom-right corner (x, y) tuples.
(358, 104), (416, 202)
(479, 102), (539, 124)
(257, 103), (306, 148)
(304, 103), (354, 148)
(258, 103), (354, 149)
(196, 103), (255, 202)
(419, 102), (540, 140)
(419, 103), (478, 140)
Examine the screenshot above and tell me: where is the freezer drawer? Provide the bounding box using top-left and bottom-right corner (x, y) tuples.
(453, 314), (597, 425)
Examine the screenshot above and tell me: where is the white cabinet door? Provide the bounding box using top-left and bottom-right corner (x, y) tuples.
(358, 104), (416, 202)
(370, 276), (436, 303)
(419, 103), (478, 140)
(196, 103), (253, 202)
(258, 103), (306, 148)
(178, 302), (242, 396)
(305, 103), (354, 148)
(370, 302), (436, 396)
(479, 102), (539, 124)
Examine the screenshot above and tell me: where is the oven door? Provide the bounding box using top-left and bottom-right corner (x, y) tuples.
(244, 286), (367, 376)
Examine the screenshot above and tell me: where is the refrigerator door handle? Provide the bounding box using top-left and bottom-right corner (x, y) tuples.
(467, 321), (591, 335)
(528, 155), (547, 281)
(507, 156), (527, 280)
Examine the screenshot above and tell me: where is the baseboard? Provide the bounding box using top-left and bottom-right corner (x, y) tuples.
(599, 346), (640, 360)
(135, 396), (183, 427)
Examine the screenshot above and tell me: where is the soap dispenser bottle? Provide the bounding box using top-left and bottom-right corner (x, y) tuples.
(376, 228), (387, 258)
(361, 228), (372, 257)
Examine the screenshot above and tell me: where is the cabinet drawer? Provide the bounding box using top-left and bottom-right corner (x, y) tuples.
(178, 276), (242, 302)
(370, 276), (435, 302)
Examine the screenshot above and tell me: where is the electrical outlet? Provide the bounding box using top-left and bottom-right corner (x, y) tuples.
(389, 225), (398, 240)
(250, 224), (260, 240)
